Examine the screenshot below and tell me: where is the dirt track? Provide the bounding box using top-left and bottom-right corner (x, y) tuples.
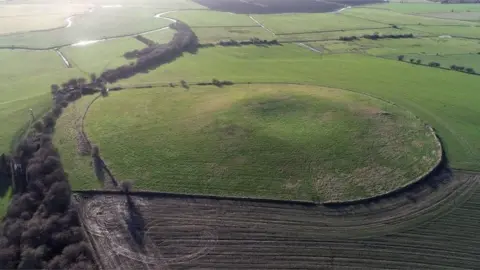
(76, 169), (480, 269)
(192, 0), (383, 14)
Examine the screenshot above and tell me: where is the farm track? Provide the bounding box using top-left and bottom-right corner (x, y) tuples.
(77, 170), (480, 269)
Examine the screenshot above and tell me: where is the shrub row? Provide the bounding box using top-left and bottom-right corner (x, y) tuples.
(340, 33), (414, 41)
(398, 55), (477, 74)
(199, 37), (280, 48)
(196, 79), (234, 87)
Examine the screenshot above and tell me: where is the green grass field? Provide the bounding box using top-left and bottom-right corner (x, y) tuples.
(254, 13), (388, 34)
(344, 7), (476, 26)
(364, 37), (480, 56)
(192, 27), (274, 43)
(142, 28), (176, 43)
(80, 84), (438, 201)
(365, 3), (480, 13)
(117, 45), (480, 171)
(167, 10), (258, 27)
(60, 37), (144, 74)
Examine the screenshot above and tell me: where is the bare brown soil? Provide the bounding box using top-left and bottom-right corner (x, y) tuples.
(192, 0), (383, 14)
(76, 169), (480, 269)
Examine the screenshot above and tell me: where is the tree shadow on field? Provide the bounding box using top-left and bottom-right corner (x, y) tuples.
(0, 154), (11, 197)
(125, 194), (146, 250)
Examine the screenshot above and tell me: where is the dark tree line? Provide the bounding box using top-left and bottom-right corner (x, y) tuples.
(206, 37), (280, 47)
(0, 115), (95, 269)
(450, 64), (476, 74)
(340, 33), (414, 41)
(102, 21), (199, 84)
(0, 70), (103, 269)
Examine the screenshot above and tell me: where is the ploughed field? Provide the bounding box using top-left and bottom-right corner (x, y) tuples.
(79, 84), (440, 201)
(192, 0), (383, 14)
(76, 170), (480, 269)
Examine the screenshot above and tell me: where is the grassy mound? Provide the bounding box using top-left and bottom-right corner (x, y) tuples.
(79, 84), (439, 201)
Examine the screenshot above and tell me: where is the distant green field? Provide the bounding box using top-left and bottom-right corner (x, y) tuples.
(0, 8), (171, 48)
(119, 45), (480, 170)
(364, 37), (480, 56)
(407, 24), (480, 38)
(80, 84), (438, 201)
(366, 3), (480, 13)
(167, 10), (258, 27)
(193, 27), (274, 43)
(142, 28), (176, 43)
(344, 7), (475, 26)
(0, 50), (82, 153)
(254, 13), (388, 34)
(60, 37), (144, 74)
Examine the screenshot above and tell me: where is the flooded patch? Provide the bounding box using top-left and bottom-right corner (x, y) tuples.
(72, 40), (103, 47)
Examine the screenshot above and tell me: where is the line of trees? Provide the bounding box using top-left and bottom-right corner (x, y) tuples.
(101, 21), (199, 84)
(397, 55), (477, 74)
(198, 38), (280, 48)
(340, 33), (414, 41)
(450, 64), (476, 74)
(0, 81), (96, 269)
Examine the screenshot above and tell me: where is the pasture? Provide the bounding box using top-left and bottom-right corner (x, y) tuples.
(80, 84), (439, 201)
(59, 37), (144, 74)
(116, 45), (480, 171)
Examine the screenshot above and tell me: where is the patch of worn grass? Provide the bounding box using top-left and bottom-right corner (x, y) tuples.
(119, 45), (480, 170)
(53, 94), (102, 190)
(78, 84), (438, 201)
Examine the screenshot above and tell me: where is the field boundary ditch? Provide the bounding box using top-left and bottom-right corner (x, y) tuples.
(78, 81), (444, 207)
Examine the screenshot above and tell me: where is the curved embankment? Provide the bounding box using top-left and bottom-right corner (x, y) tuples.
(80, 82), (442, 203)
(75, 170), (480, 269)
